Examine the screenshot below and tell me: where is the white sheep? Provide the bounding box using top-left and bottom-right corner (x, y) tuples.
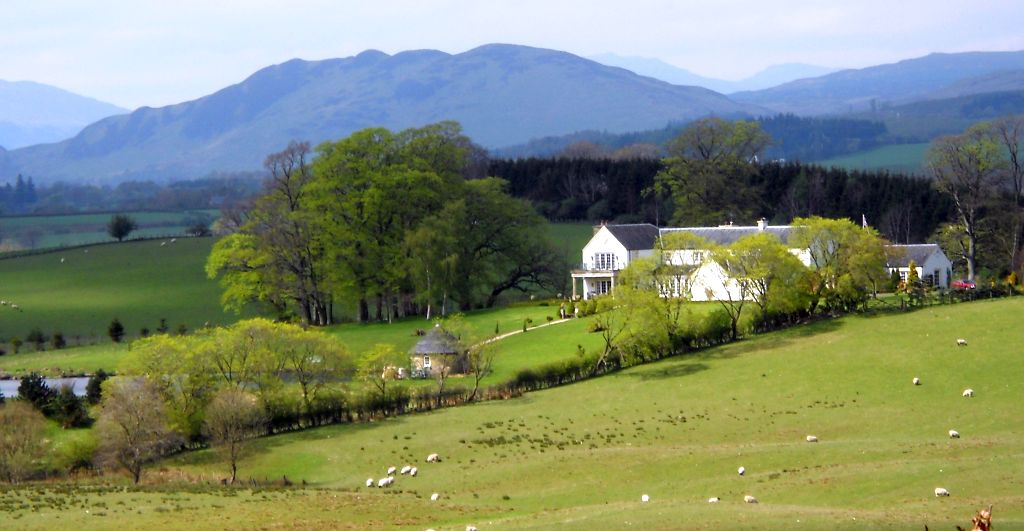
(377, 477), (392, 488)
(426, 453), (440, 462)
(956, 338), (967, 346)
(708, 497), (720, 503)
(160, 241), (167, 246)
(430, 492), (440, 501)
(744, 495), (758, 503)
(466, 526), (478, 531)
(806, 435), (818, 443)
(387, 466), (397, 476)
(60, 257), (65, 263)
(963, 388), (974, 397)
(170, 238), (177, 243)
(400, 465), (412, 475)
(0, 300), (6, 305)
(737, 466), (746, 476)
(11, 304), (19, 310)
(949, 429), (960, 438)
(365, 478), (374, 487)
(410, 467), (418, 477)
(641, 494), (650, 502)
(935, 487), (950, 497)
(913, 377), (921, 385)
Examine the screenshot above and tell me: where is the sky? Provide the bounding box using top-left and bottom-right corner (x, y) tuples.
(2, 0), (1022, 109)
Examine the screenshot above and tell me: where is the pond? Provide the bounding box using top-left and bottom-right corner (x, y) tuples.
(0, 377), (90, 398)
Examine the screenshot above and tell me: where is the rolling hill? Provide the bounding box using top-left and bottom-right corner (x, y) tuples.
(0, 80), (126, 149)
(733, 50), (1024, 115)
(3, 44), (763, 185)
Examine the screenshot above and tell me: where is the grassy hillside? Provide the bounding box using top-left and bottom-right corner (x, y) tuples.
(0, 210), (216, 250)
(7, 298), (1012, 529)
(818, 143), (929, 173)
(0, 238), (244, 344)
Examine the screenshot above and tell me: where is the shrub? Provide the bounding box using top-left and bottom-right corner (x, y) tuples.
(108, 318), (125, 343)
(26, 327), (47, 351)
(18, 373), (55, 414)
(56, 432), (98, 473)
(51, 331), (66, 350)
(52, 384), (91, 428)
(86, 369), (110, 405)
(10, 338), (22, 354)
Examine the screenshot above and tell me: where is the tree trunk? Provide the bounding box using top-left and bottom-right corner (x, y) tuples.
(358, 298), (369, 323)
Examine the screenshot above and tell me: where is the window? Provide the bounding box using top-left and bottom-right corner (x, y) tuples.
(597, 280), (612, 294)
(593, 253), (617, 270)
(423, 355), (431, 368)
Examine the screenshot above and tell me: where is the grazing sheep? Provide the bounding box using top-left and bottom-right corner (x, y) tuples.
(426, 453), (440, 462)
(170, 238), (177, 243)
(949, 429), (960, 439)
(641, 494), (650, 502)
(160, 241), (167, 246)
(737, 466), (746, 476)
(365, 478), (374, 487)
(806, 435), (818, 443)
(410, 467), (418, 476)
(957, 338), (967, 346)
(744, 495), (758, 504)
(913, 377), (921, 385)
(387, 466), (397, 476)
(430, 492), (440, 501)
(0, 300), (6, 305)
(466, 526), (478, 531)
(377, 477), (392, 488)
(400, 465), (412, 475)
(708, 497), (720, 503)
(963, 388), (974, 397)
(60, 258), (65, 263)
(11, 304), (19, 310)
(935, 487), (950, 497)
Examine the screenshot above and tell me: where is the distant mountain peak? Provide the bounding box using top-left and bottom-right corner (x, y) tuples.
(0, 80), (127, 149)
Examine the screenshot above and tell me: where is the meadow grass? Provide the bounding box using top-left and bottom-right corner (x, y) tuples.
(0, 238), (246, 344)
(68, 297), (1012, 530)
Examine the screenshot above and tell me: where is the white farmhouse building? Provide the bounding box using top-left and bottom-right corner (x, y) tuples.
(572, 220), (812, 301)
(884, 244), (953, 288)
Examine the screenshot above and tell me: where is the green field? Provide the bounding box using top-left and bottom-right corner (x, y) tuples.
(0, 238), (246, 346)
(0, 210), (218, 250)
(7, 298), (1019, 529)
(818, 143), (929, 173)
(547, 221), (593, 261)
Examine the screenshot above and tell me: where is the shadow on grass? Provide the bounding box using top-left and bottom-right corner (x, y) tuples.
(700, 317), (845, 360)
(624, 362), (709, 381)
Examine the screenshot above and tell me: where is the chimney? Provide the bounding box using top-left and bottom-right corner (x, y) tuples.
(756, 218), (767, 231)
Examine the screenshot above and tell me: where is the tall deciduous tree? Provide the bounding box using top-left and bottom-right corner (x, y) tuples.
(790, 216), (886, 312)
(203, 388), (266, 484)
(96, 377), (180, 484)
(928, 126), (1004, 280)
(723, 232), (809, 325)
(206, 141), (334, 325)
(107, 214), (137, 242)
(656, 117), (771, 226)
(987, 115), (1024, 272)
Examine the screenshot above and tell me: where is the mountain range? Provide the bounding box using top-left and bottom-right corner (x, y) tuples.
(0, 80), (126, 149)
(588, 53), (838, 93)
(3, 45), (763, 184)
(4, 45), (1024, 184)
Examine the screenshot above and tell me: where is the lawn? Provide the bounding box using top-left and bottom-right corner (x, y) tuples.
(0, 210), (218, 250)
(9, 297), (1009, 529)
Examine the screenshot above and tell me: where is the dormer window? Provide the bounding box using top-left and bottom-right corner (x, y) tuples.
(594, 253), (617, 270)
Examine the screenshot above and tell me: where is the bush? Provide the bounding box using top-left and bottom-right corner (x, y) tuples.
(51, 332), (66, 350)
(55, 433), (98, 473)
(18, 373), (55, 414)
(86, 369), (110, 405)
(52, 385), (91, 428)
(10, 338), (22, 354)
(108, 318), (125, 343)
(26, 327), (47, 351)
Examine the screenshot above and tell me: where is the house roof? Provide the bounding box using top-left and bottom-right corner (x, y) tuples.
(409, 325), (460, 355)
(884, 244), (944, 268)
(604, 224), (660, 250)
(659, 225), (795, 246)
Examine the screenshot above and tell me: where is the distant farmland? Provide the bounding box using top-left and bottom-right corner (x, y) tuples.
(818, 143), (929, 173)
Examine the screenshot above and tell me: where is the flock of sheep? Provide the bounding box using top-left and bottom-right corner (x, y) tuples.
(362, 336), (979, 529)
(0, 300), (20, 311)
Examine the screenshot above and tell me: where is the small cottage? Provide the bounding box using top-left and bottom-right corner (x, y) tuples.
(409, 324), (467, 376)
(884, 244), (953, 288)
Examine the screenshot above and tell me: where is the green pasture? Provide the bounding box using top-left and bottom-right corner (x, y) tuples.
(818, 143), (929, 173)
(0, 238), (244, 345)
(0, 210), (218, 250)
(4, 298), (1023, 528)
(170, 297), (1022, 529)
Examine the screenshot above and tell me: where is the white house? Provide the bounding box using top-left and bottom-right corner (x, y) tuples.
(572, 220), (811, 301)
(884, 244), (953, 289)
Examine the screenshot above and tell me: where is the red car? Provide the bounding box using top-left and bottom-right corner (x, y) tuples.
(951, 279), (976, 289)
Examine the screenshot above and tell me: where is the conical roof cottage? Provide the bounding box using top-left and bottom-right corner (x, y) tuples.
(409, 324), (466, 375)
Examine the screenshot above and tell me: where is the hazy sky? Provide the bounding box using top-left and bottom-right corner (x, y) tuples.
(3, 0), (1022, 109)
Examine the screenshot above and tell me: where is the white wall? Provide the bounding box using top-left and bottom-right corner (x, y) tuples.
(581, 226), (630, 271)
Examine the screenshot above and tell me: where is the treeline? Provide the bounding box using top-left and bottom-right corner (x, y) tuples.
(488, 157), (951, 243)
(492, 114), (892, 162)
(0, 174), (262, 215)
